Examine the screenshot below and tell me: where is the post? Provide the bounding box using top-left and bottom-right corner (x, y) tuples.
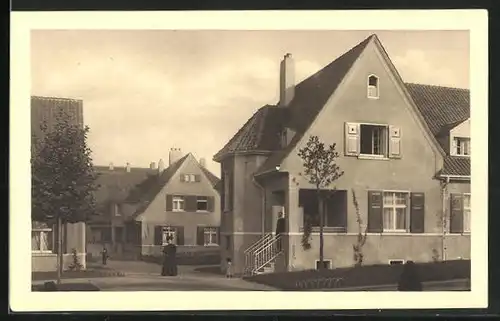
(57, 216), (63, 285)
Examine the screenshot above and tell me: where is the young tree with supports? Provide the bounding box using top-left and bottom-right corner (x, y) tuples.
(31, 109), (99, 284)
(298, 135), (344, 269)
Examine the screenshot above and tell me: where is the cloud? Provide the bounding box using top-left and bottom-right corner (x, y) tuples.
(392, 49), (463, 88)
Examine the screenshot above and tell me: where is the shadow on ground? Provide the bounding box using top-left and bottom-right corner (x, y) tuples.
(32, 282), (101, 291)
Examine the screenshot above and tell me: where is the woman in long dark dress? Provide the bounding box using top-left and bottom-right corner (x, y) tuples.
(167, 240), (177, 276)
(397, 260), (423, 291)
(161, 242), (169, 276)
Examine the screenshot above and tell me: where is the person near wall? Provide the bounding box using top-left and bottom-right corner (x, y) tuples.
(226, 257), (233, 278)
(275, 211), (286, 251)
(101, 246), (108, 265)
(397, 260), (423, 291)
(161, 235), (178, 276)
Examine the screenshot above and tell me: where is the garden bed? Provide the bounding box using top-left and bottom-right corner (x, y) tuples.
(32, 281), (101, 291)
(244, 260), (470, 290)
(141, 248), (220, 266)
(32, 267), (124, 281)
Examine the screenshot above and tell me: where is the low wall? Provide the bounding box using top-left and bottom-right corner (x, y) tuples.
(32, 253), (87, 272)
(288, 233), (470, 271)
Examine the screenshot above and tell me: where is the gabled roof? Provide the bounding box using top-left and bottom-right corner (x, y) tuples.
(213, 35), (373, 164)
(92, 154), (221, 220)
(213, 34), (471, 179)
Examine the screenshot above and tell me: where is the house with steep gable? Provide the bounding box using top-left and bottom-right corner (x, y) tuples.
(87, 148), (221, 259)
(213, 34), (471, 276)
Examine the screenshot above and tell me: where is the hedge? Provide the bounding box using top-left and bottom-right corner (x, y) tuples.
(245, 260), (470, 290)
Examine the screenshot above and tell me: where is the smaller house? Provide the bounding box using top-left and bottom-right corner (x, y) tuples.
(87, 148), (221, 260)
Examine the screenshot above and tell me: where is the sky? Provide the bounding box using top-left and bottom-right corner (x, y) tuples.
(31, 30), (469, 177)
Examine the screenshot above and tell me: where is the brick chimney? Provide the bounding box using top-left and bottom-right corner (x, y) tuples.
(199, 158), (206, 168)
(126, 162), (131, 173)
(150, 162), (156, 170)
(109, 162), (114, 171)
(279, 53), (295, 107)
(169, 148), (182, 166)
(158, 159), (165, 173)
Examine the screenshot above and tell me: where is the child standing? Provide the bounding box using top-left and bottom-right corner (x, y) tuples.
(226, 258), (233, 278)
(101, 246), (108, 265)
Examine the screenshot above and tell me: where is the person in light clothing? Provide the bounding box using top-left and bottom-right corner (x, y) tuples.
(226, 257), (233, 278)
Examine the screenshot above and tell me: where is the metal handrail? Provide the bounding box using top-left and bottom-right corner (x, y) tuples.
(244, 233), (272, 254)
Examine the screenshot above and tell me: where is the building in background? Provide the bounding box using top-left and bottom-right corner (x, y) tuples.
(31, 96), (87, 272)
(214, 34), (470, 276)
(87, 148), (222, 261)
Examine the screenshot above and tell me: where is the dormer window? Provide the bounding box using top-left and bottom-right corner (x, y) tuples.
(453, 137), (470, 156)
(367, 75), (379, 99)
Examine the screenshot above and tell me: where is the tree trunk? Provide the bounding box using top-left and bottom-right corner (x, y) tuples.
(318, 190), (324, 269)
(57, 216), (63, 285)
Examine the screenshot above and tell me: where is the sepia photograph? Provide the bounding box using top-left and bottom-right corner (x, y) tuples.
(10, 10), (488, 311)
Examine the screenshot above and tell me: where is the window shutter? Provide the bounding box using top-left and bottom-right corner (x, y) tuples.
(216, 227), (220, 245)
(165, 195), (173, 211)
(195, 174), (201, 182)
(180, 174), (185, 182)
(344, 122), (360, 156)
(451, 138), (458, 155)
(176, 226), (184, 245)
(154, 226), (162, 245)
(197, 226), (204, 245)
(450, 194), (464, 233)
(410, 192), (425, 233)
(367, 191), (383, 233)
(221, 174), (226, 211)
(388, 126), (402, 158)
(185, 195), (197, 212)
(207, 196), (215, 212)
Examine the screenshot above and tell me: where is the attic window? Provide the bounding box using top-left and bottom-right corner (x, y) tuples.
(453, 137), (470, 156)
(367, 75), (379, 99)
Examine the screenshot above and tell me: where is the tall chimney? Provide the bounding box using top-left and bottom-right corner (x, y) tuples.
(169, 148), (183, 166)
(158, 159), (165, 173)
(126, 162), (131, 173)
(279, 53), (295, 107)
(199, 158), (206, 168)
(109, 162), (114, 171)
(150, 162), (156, 170)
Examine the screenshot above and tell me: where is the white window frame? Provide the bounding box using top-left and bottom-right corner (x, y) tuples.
(382, 191), (410, 233)
(172, 196), (185, 212)
(359, 123), (389, 158)
(463, 193), (471, 233)
(162, 226), (177, 245)
(315, 259), (332, 270)
(32, 228), (54, 253)
(453, 137), (471, 157)
(367, 74), (379, 99)
(389, 259), (405, 265)
(203, 227), (218, 246)
(196, 196), (209, 212)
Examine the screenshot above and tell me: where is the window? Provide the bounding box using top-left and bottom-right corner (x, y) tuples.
(315, 260), (332, 270)
(223, 172), (231, 211)
(162, 226), (177, 245)
(389, 259), (405, 265)
(382, 191), (409, 232)
(204, 227), (218, 245)
(197, 196), (208, 211)
(172, 196), (185, 211)
(114, 204), (121, 216)
(181, 173), (201, 183)
(115, 227), (124, 242)
(463, 193), (471, 233)
(360, 124), (388, 156)
(367, 75), (379, 98)
(32, 228), (53, 253)
(453, 137), (470, 156)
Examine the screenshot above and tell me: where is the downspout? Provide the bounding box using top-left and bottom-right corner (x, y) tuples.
(441, 176), (450, 261)
(252, 175), (266, 236)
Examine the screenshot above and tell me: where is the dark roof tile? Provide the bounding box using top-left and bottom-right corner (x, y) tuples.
(441, 156), (471, 176)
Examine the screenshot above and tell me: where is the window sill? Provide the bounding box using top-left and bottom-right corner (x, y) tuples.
(367, 96), (379, 100)
(172, 210), (185, 213)
(204, 243), (219, 247)
(358, 154), (389, 160)
(450, 154), (471, 158)
(196, 210), (210, 213)
(299, 227), (347, 233)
